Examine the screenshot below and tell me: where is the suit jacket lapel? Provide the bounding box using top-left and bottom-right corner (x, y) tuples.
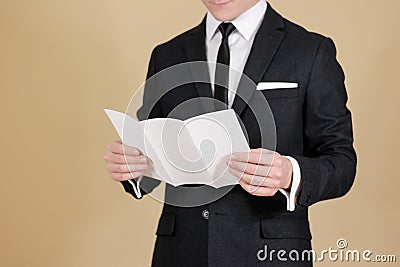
(184, 17), (213, 99)
(181, 17), (216, 113)
(232, 6), (286, 116)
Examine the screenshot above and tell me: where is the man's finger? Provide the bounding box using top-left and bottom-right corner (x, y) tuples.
(107, 163), (149, 173)
(228, 160), (272, 177)
(104, 152), (150, 164)
(228, 168), (279, 188)
(230, 151), (275, 165)
(228, 168), (267, 186)
(107, 142), (141, 156)
(239, 180), (277, 197)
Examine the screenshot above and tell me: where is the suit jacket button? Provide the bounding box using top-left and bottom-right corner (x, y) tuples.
(202, 210), (209, 220)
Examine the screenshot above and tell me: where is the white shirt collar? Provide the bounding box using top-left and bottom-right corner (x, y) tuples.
(206, 0), (268, 42)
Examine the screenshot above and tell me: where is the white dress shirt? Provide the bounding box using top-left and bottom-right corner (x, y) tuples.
(205, 0), (301, 211)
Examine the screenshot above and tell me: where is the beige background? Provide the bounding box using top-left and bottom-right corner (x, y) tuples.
(0, 0), (399, 266)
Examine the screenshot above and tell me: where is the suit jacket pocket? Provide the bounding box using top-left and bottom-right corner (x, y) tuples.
(156, 214), (176, 236)
(261, 87), (299, 99)
(260, 217), (312, 240)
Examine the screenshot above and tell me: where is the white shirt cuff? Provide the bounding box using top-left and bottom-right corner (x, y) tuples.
(279, 156), (301, 212)
(128, 176), (143, 198)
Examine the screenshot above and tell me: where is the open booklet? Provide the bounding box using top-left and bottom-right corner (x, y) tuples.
(104, 109), (250, 189)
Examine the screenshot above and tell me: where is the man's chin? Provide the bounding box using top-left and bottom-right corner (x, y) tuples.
(209, 10), (239, 22)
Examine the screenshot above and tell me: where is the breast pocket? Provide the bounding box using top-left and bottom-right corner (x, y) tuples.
(261, 87), (300, 99)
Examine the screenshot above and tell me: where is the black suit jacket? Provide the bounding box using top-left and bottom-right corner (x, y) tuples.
(121, 4), (356, 267)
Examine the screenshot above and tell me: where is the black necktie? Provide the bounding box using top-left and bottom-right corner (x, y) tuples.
(214, 23), (236, 109)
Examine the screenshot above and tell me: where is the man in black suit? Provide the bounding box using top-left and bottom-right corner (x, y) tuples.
(104, 1), (356, 266)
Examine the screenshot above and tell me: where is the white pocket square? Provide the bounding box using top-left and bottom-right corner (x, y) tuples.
(256, 82), (298, 91)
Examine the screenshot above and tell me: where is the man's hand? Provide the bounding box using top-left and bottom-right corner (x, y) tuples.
(104, 140), (151, 182)
(227, 148), (293, 197)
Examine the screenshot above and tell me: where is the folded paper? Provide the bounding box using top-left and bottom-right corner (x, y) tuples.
(104, 109), (250, 188)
